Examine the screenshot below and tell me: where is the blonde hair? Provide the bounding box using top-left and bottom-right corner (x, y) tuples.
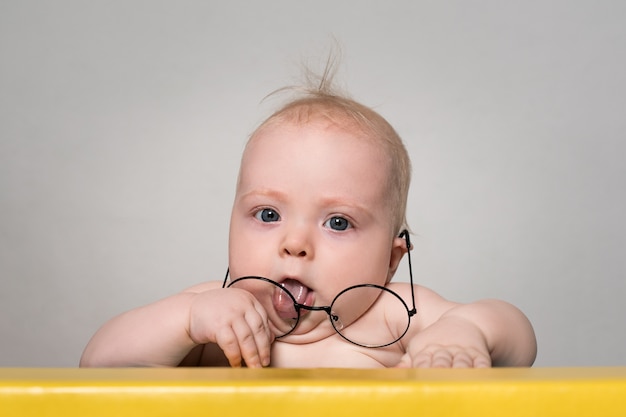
(244, 67), (412, 235)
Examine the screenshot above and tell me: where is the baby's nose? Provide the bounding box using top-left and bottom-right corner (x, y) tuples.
(280, 228), (313, 258)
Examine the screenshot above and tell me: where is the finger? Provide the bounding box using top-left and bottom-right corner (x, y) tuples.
(237, 311), (272, 368)
(473, 354), (491, 368)
(411, 350), (436, 368)
(214, 328), (243, 368)
(450, 351), (474, 368)
(393, 353), (412, 368)
(249, 301), (274, 367)
(227, 322), (262, 368)
(430, 349), (454, 368)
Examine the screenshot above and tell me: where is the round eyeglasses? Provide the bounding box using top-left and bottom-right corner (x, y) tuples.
(222, 230), (417, 348)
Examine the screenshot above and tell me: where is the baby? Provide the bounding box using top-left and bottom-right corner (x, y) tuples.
(80, 78), (537, 369)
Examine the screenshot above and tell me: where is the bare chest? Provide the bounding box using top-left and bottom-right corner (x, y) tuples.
(269, 338), (403, 368)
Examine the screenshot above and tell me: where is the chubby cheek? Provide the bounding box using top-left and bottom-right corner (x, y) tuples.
(323, 245), (391, 289)
(227, 220), (253, 277)
(228, 228), (274, 279)
(228, 243), (261, 279)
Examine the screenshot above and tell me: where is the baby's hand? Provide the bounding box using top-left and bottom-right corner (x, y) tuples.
(394, 315), (492, 368)
(188, 288), (274, 368)
(395, 344), (491, 368)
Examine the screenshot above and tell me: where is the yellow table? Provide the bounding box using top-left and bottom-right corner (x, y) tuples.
(1, 367), (625, 416)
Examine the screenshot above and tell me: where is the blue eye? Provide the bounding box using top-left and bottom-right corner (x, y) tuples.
(325, 216), (351, 231)
(255, 208), (280, 223)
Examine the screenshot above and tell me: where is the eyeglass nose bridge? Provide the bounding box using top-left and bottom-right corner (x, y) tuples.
(295, 303), (342, 327)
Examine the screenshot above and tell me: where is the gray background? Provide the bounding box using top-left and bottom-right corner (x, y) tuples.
(1, 1), (624, 367)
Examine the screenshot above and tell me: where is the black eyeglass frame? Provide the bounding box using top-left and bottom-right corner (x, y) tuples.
(222, 229), (417, 348)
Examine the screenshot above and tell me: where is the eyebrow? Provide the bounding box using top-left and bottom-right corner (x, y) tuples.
(238, 189), (287, 202)
(317, 196), (371, 214)
(239, 189), (372, 216)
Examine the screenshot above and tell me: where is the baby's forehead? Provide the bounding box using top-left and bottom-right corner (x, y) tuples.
(248, 114), (385, 153)
(240, 119), (395, 197)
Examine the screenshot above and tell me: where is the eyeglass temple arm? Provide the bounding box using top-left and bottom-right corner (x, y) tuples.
(399, 230), (417, 315)
(222, 268), (230, 288)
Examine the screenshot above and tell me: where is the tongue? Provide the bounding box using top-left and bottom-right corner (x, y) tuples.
(273, 279), (310, 319)
(280, 279), (310, 304)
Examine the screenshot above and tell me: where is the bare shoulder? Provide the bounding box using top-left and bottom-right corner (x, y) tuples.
(181, 280), (224, 294)
(385, 281), (456, 306)
(385, 282), (460, 326)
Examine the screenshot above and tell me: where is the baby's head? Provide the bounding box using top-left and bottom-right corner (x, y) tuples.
(241, 88), (412, 236)
(228, 80), (414, 341)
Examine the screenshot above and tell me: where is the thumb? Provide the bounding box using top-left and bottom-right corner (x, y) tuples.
(393, 353), (412, 368)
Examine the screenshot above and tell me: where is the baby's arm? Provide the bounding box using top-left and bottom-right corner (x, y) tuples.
(396, 285), (537, 368)
(79, 282), (273, 368)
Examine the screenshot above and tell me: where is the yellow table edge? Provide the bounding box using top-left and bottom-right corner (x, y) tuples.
(1, 367), (625, 417)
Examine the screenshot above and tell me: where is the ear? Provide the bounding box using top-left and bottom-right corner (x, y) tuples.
(386, 234), (409, 283)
